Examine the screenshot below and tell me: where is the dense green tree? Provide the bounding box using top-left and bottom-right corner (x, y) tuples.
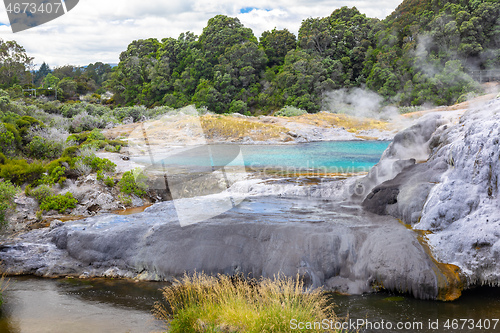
(52, 65), (82, 80)
(111, 38), (161, 105)
(0, 39), (33, 87)
(260, 28), (297, 68)
(83, 62), (113, 86)
(35, 62), (51, 86)
(106, 1), (498, 112)
(198, 15), (257, 65)
(214, 41), (267, 109)
(42, 73), (60, 88)
(57, 78), (77, 100)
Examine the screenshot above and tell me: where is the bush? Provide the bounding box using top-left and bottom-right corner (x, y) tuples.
(118, 194), (132, 206)
(26, 184), (53, 202)
(69, 111), (106, 133)
(154, 273), (340, 333)
(16, 116), (45, 138)
(61, 103), (84, 118)
(66, 132), (89, 145)
(113, 106), (146, 122)
(104, 176), (115, 187)
(39, 165), (67, 186)
(62, 146), (80, 158)
(228, 100), (248, 114)
(0, 89), (10, 108)
(27, 136), (65, 160)
(0, 123), (16, 156)
(75, 147), (116, 174)
(118, 169), (147, 197)
(0, 181), (18, 224)
(39, 192), (77, 213)
(85, 156), (116, 173)
(274, 106), (307, 117)
(0, 159), (44, 185)
(87, 128), (105, 141)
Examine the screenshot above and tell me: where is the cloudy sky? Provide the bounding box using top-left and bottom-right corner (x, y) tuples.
(0, 0), (403, 68)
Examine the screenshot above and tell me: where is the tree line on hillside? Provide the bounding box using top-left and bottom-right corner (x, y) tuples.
(1, 0), (499, 114)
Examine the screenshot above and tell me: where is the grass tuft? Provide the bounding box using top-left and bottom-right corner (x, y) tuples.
(154, 272), (343, 333)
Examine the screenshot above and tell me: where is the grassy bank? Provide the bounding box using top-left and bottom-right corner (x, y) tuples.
(154, 273), (343, 333)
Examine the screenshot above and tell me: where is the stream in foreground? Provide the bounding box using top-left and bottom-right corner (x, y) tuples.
(1, 277), (499, 333)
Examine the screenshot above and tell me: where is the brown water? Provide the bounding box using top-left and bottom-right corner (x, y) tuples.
(0, 277), (499, 333)
(114, 204), (153, 216)
(0, 277), (167, 333)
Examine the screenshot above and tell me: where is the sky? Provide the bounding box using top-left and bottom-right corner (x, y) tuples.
(0, 0), (403, 69)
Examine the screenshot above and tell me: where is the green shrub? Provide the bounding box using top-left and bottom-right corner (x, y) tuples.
(104, 176), (115, 187)
(274, 106), (307, 117)
(107, 139), (128, 147)
(61, 103), (84, 118)
(81, 139), (108, 150)
(0, 123), (16, 156)
(113, 106), (146, 122)
(87, 156), (116, 173)
(87, 128), (105, 141)
(75, 152), (116, 174)
(118, 194), (132, 206)
(27, 136), (65, 160)
(0, 159), (44, 185)
(62, 146), (79, 158)
(118, 169), (147, 197)
(39, 165), (67, 186)
(26, 184), (53, 202)
(104, 144), (121, 152)
(66, 132), (89, 145)
(0, 89), (10, 107)
(228, 100), (248, 114)
(0, 181), (19, 224)
(39, 192), (77, 213)
(16, 116), (44, 138)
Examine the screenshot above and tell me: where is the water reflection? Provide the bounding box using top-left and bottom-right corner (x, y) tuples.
(330, 288), (500, 333)
(0, 277), (167, 333)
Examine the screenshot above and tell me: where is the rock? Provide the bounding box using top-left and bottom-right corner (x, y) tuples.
(49, 220), (64, 230)
(361, 98), (500, 289)
(122, 117), (134, 124)
(0, 197), (456, 300)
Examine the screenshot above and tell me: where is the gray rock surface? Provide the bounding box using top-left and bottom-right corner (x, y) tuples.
(362, 98), (500, 288)
(0, 197), (446, 299)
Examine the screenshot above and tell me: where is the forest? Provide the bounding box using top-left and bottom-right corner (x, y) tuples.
(0, 0), (499, 115)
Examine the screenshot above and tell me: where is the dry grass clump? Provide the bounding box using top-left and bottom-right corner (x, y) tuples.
(291, 112), (390, 133)
(154, 272), (343, 333)
(200, 115), (289, 142)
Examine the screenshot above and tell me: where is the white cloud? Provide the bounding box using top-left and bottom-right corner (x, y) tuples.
(0, 0), (402, 68)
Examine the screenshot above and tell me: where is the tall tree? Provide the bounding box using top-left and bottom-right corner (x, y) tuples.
(260, 28), (297, 68)
(198, 15), (257, 65)
(35, 62), (51, 86)
(0, 39), (33, 88)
